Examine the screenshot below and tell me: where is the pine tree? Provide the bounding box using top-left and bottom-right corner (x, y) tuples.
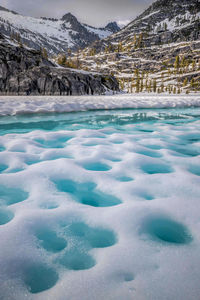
(57, 54), (67, 66)
(174, 56), (180, 70)
(173, 87), (177, 94)
(118, 42), (123, 53)
(190, 78), (195, 88)
(153, 79), (157, 93)
(160, 82), (164, 93)
(164, 23), (168, 31)
(137, 33), (143, 48)
(192, 60), (196, 71)
(135, 78), (140, 93)
(183, 78), (188, 87)
(42, 48), (48, 59)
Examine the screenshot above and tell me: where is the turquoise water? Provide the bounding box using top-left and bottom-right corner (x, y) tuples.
(0, 108), (200, 135)
(0, 107), (199, 298)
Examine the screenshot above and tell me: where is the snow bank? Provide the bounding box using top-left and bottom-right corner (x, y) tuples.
(0, 94), (200, 115)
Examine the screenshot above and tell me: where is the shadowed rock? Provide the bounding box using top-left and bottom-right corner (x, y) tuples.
(0, 33), (119, 96)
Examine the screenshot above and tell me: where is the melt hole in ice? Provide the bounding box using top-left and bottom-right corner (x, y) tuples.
(141, 216), (193, 244)
(117, 176), (133, 182)
(111, 140), (124, 144)
(35, 136), (73, 149)
(82, 162), (112, 172)
(179, 133), (200, 144)
(83, 142), (99, 147)
(188, 165), (200, 176)
(36, 227), (67, 253)
(23, 263), (58, 294)
(58, 249), (96, 271)
(54, 179), (121, 207)
(140, 192), (154, 201)
(135, 149), (162, 158)
(0, 185), (28, 206)
(124, 273), (134, 282)
(0, 164), (8, 173)
(169, 144), (200, 157)
(68, 222), (117, 248)
(57, 222), (117, 270)
(0, 146), (5, 152)
(143, 144), (163, 150)
(141, 162), (173, 174)
(0, 208), (14, 225)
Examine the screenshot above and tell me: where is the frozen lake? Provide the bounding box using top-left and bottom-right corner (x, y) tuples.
(0, 104), (200, 299)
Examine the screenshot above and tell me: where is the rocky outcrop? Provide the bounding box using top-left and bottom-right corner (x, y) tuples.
(0, 34), (119, 95)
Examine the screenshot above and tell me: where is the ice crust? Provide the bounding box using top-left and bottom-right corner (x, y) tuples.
(0, 94), (200, 115)
(0, 106), (200, 300)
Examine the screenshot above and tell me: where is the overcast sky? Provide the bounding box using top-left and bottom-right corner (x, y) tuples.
(1, 0), (154, 27)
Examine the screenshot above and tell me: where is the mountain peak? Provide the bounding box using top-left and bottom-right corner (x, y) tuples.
(61, 13), (78, 23)
(0, 8), (117, 55)
(105, 22), (120, 33)
(0, 5), (18, 14)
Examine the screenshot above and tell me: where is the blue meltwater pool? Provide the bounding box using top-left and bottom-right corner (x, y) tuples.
(0, 107), (200, 300)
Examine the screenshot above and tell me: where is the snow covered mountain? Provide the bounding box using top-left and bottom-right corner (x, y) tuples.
(91, 0), (200, 51)
(0, 6), (120, 55)
(72, 0), (200, 94)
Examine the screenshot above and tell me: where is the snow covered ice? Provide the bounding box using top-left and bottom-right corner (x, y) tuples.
(0, 100), (200, 300)
(0, 94), (200, 115)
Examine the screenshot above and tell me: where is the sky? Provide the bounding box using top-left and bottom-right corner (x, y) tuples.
(1, 0), (154, 27)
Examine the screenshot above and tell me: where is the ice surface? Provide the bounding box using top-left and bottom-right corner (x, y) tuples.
(0, 94), (200, 115)
(0, 106), (200, 300)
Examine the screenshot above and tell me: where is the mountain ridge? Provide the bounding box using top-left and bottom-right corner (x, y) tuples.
(89, 0), (200, 51)
(0, 6), (120, 55)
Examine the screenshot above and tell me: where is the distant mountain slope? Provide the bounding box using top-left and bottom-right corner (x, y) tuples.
(0, 7), (120, 55)
(91, 0), (200, 51)
(70, 0), (200, 94)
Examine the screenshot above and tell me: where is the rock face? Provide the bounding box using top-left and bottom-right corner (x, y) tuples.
(0, 34), (119, 96)
(0, 6), (120, 55)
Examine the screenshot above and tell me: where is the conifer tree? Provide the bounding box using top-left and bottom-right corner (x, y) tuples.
(42, 48), (48, 59)
(183, 78), (188, 87)
(153, 79), (157, 93)
(173, 87), (177, 94)
(174, 56), (180, 71)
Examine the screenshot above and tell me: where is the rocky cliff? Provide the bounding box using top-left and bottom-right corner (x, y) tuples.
(0, 34), (119, 96)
